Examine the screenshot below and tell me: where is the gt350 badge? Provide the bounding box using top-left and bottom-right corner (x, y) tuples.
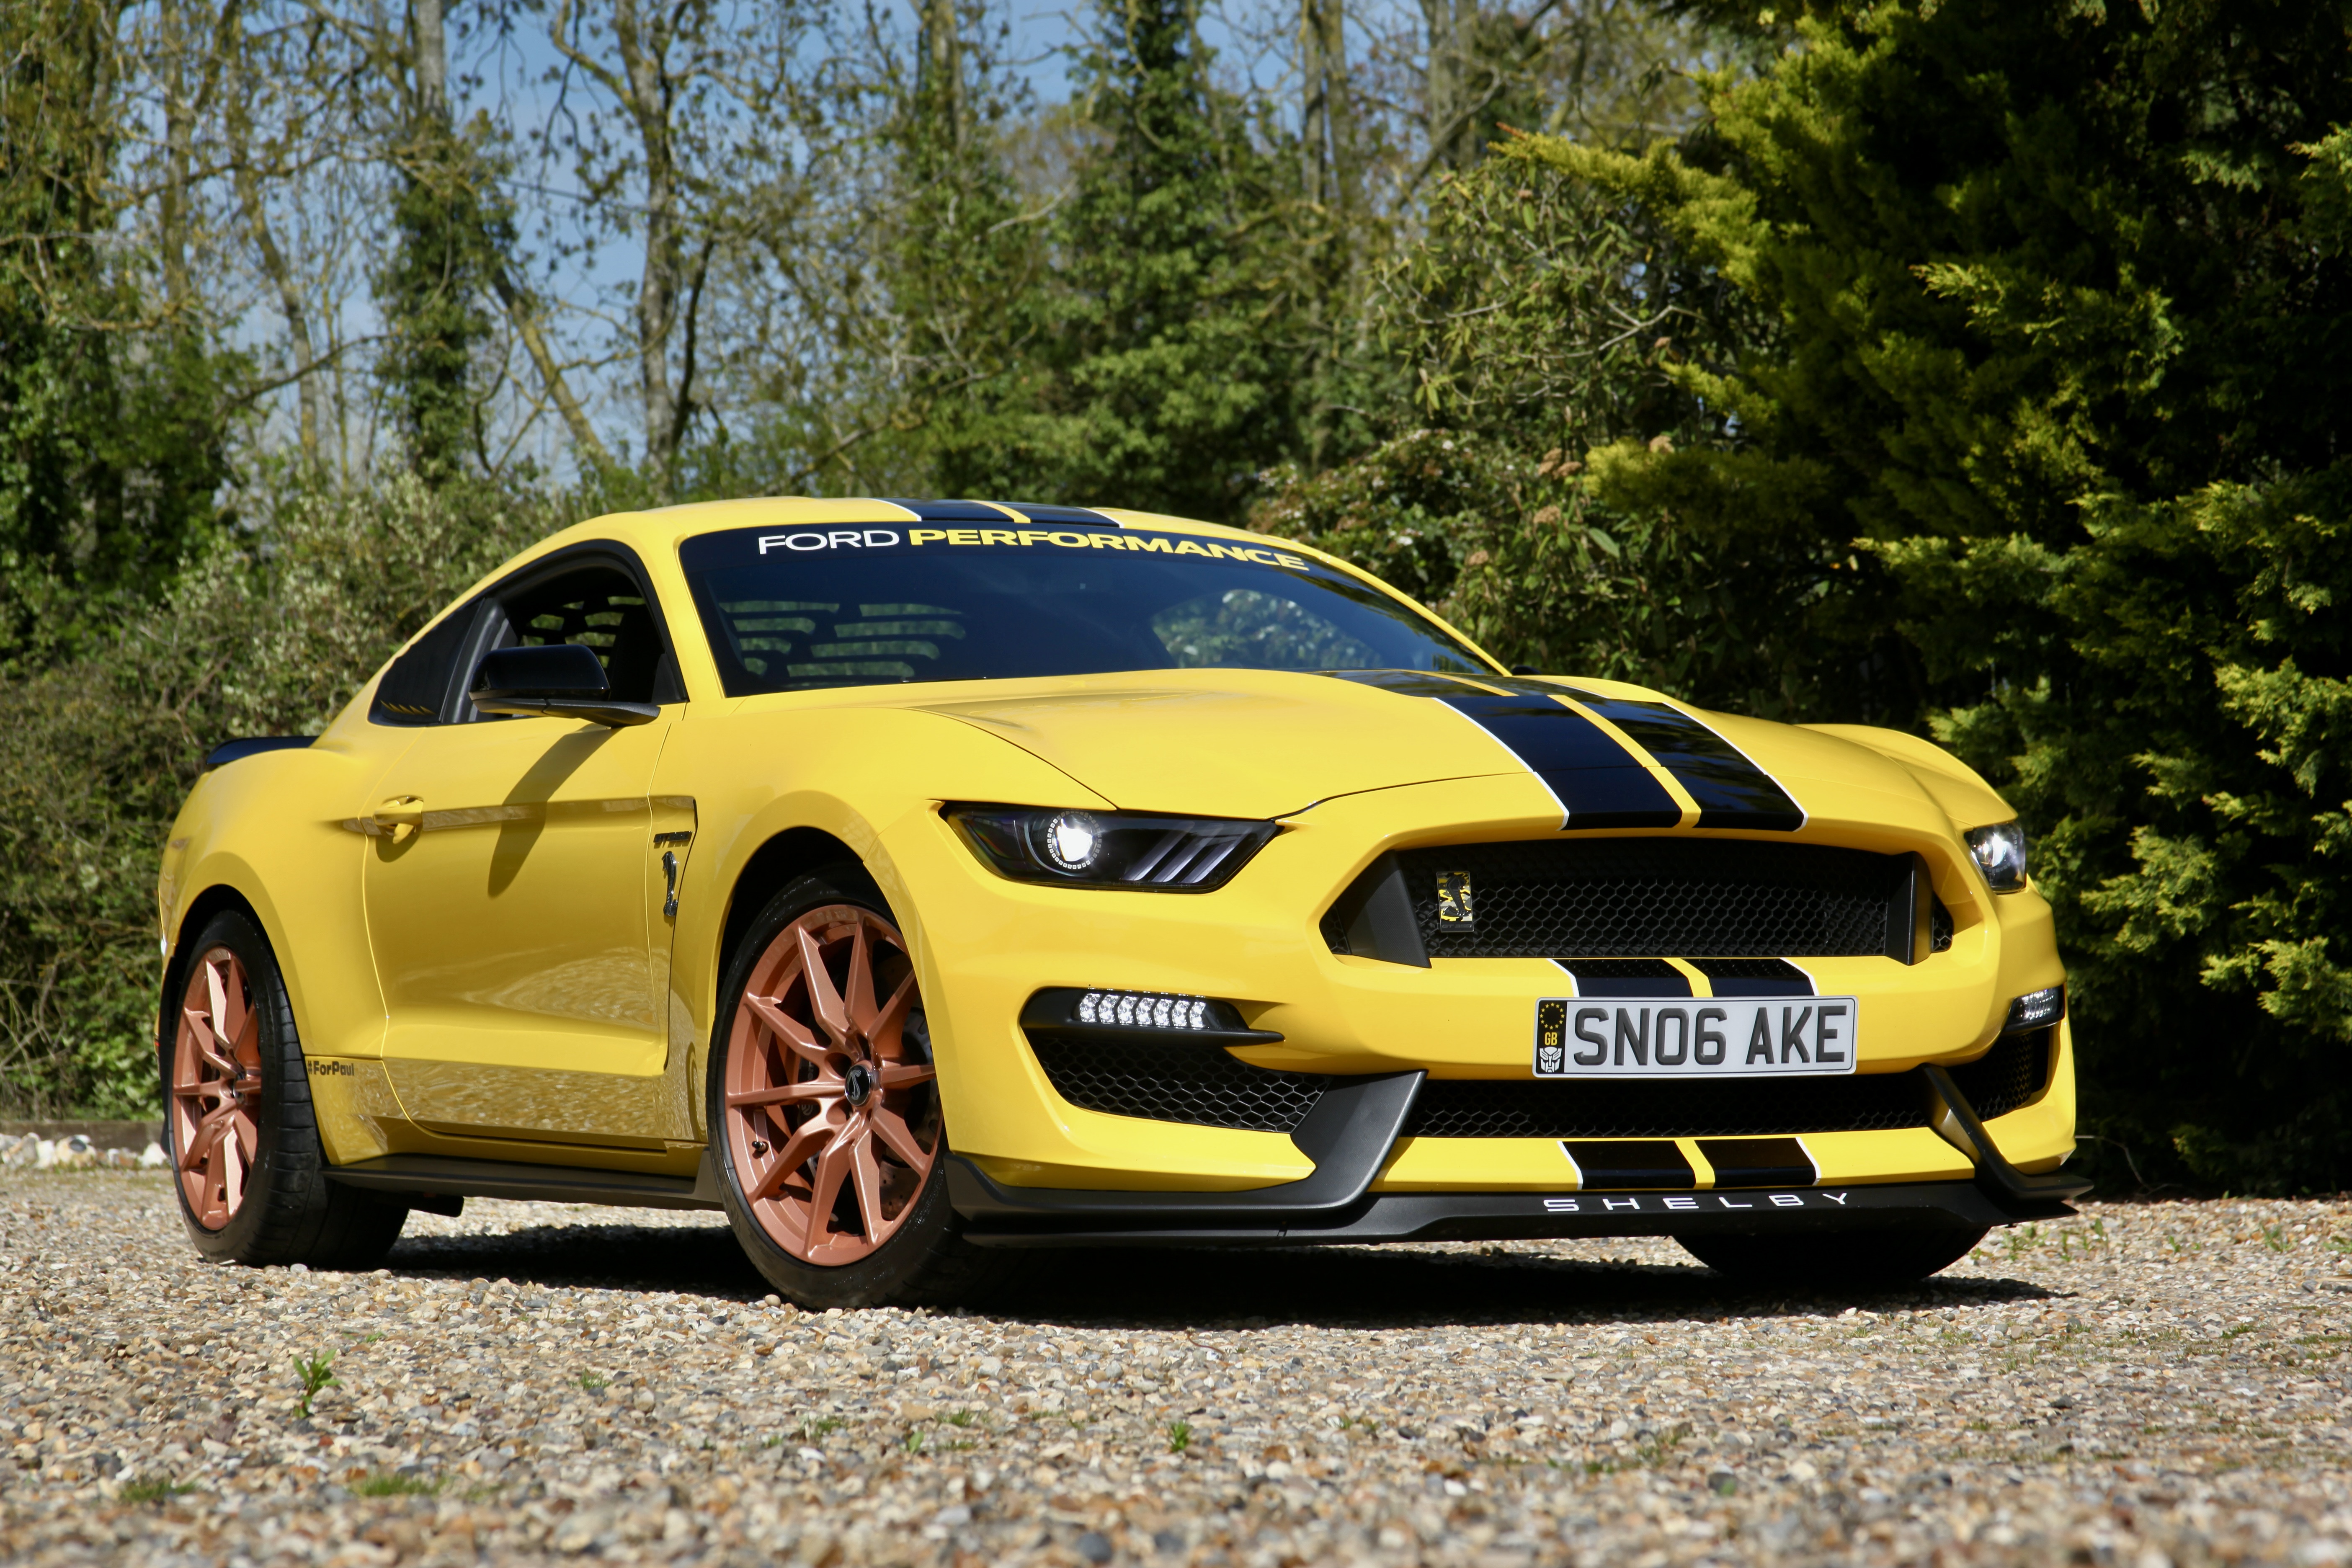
(1534, 997), (1858, 1077)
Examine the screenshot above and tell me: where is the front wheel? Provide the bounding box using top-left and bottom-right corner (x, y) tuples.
(707, 869), (1008, 1309)
(1677, 1225), (1987, 1287)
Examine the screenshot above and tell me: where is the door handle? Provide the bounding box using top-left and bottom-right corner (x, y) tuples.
(374, 796), (424, 844)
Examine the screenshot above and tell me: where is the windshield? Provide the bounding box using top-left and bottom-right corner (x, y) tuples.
(677, 521), (1495, 695)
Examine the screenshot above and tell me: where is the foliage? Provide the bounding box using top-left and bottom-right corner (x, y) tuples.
(0, 0), (242, 663)
(0, 468), (557, 1114)
(921, 0), (1307, 521)
(1512, 0), (2352, 1190)
(1252, 152), (1788, 704)
(377, 120), (515, 482)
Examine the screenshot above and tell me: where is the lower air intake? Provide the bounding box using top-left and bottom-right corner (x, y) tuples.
(1028, 1029), (2054, 1141)
(1402, 1073), (1929, 1140)
(1946, 1028), (2053, 1120)
(1031, 1040), (1325, 1133)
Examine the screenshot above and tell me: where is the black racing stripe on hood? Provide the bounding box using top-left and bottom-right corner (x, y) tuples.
(1561, 688), (1805, 832)
(1326, 670), (1681, 828)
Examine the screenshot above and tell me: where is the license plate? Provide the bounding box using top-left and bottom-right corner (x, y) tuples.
(1533, 997), (1859, 1078)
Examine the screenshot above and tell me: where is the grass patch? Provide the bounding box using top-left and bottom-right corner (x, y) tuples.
(578, 1372), (608, 1392)
(117, 1475), (196, 1504)
(293, 1351), (338, 1418)
(1166, 1421), (1191, 1455)
(800, 1415), (842, 1442)
(352, 1471), (441, 1497)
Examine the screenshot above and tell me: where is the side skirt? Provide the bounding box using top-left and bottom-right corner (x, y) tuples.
(324, 1153), (723, 1212)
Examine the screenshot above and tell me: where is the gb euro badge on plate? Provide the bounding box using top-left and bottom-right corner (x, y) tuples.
(1533, 996), (1859, 1078)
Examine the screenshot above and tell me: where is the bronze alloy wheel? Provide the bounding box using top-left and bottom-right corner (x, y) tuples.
(723, 903), (942, 1266)
(170, 945), (265, 1230)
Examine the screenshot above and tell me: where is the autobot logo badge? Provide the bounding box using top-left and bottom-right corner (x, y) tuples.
(1534, 999), (1568, 1076)
(1435, 870), (1475, 927)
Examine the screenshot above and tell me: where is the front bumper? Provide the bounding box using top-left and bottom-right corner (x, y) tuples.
(945, 1066), (2089, 1246)
(900, 773), (2074, 1197)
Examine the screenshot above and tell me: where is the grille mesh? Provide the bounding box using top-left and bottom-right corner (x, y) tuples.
(1948, 1028), (2052, 1119)
(1387, 839), (1906, 958)
(1032, 1040), (1325, 1132)
(1402, 1073), (1930, 1140)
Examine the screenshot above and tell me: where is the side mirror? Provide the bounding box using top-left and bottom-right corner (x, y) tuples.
(469, 643), (659, 727)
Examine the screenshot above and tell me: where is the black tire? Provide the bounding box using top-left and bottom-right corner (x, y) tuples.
(162, 908), (409, 1269)
(1678, 1225), (1988, 1287)
(707, 867), (1011, 1310)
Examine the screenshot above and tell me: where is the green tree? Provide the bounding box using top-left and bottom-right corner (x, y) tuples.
(1515, 0), (2352, 1189)
(0, 0), (238, 664)
(943, 0), (1306, 520)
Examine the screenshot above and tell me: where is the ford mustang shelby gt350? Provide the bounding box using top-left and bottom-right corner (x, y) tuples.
(157, 497), (2085, 1304)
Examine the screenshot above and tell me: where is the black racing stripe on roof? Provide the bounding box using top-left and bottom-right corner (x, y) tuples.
(1690, 958), (1816, 998)
(1554, 958), (1692, 998)
(1562, 688), (1805, 832)
(1323, 671), (1681, 829)
(992, 502), (1123, 529)
(881, 498), (1018, 522)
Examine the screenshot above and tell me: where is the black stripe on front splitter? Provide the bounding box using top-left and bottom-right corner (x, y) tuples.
(1689, 958), (1816, 998)
(1561, 687), (1805, 832)
(1555, 959), (1691, 998)
(1327, 671), (1679, 830)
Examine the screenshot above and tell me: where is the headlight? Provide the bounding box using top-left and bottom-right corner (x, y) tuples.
(1965, 820), (2030, 892)
(946, 804), (1278, 891)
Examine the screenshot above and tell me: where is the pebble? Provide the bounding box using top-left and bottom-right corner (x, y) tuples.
(1, 1170), (2346, 1565)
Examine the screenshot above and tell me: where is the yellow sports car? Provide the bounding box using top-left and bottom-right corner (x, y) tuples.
(157, 498), (2084, 1304)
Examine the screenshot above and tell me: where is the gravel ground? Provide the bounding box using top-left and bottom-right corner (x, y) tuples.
(3, 1172), (2347, 1567)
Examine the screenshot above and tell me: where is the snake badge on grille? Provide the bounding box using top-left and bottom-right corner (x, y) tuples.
(1435, 869), (1475, 928)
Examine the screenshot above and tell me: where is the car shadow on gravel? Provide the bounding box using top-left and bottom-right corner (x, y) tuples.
(381, 1220), (2056, 1327)
(988, 1244), (2059, 1330)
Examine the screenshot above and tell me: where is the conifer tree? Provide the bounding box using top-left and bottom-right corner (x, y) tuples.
(954, 0), (1303, 519)
(1514, 0), (2352, 1189)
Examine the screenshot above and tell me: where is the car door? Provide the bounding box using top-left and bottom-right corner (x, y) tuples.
(362, 547), (690, 1149)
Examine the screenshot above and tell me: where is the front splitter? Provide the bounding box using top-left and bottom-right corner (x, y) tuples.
(947, 1162), (2062, 1248)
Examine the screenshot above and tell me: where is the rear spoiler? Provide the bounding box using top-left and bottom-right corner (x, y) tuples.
(202, 736), (317, 769)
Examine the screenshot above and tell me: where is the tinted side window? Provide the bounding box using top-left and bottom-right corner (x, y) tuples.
(369, 606), (479, 726)
(490, 563), (676, 705)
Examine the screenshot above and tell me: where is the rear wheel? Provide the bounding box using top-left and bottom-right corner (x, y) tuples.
(708, 868), (1009, 1309)
(165, 908), (408, 1268)
(1678, 1225), (1987, 1287)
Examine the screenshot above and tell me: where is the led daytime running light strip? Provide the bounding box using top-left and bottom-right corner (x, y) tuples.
(1075, 990), (1210, 1031)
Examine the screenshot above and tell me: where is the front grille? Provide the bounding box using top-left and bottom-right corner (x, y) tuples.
(1032, 1040), (1324, 1132)
(1403, 1073), (1931, 1140)
(1364, 838), (1913, 958)
(1948, 1028), (2052, 1119)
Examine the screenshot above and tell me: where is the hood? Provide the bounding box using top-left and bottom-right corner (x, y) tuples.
(910, 669), (1518, 818)
(908, 668), (1982, 836)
